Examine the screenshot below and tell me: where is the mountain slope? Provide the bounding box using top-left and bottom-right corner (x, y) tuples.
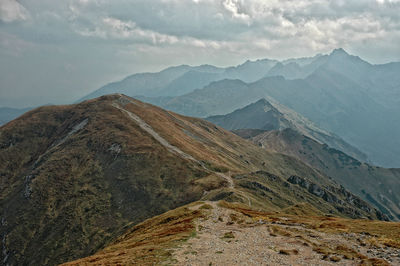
(0, 94), (383, 265)
(241, 128), (400, 220)
(206, 99), (368, 162)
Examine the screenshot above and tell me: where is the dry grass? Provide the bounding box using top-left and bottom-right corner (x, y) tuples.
(62, 203), (205, 265)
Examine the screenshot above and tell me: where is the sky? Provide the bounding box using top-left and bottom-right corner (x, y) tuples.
(0, 0), (400, 108)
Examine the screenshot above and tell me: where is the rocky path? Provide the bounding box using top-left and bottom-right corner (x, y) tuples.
(171, 202), (398, 266)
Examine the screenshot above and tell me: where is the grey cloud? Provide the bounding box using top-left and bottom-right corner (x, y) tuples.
(0, 0), (29, 22)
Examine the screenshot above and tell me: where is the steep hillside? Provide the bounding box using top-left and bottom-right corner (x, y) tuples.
(0, 94), (383, 265)
(242, 128), (400, 220)
(206, 99), (368, 162)
(64, 201), (400, 265)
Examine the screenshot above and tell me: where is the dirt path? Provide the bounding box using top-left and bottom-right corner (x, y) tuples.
(215, 172), (234, 188)
(171, 202), (397, 266)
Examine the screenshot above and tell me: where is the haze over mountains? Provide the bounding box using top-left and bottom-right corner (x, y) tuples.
(206, 98), (368, 163)
(2, 49), (398, 168)
(73, 49), (400, 168)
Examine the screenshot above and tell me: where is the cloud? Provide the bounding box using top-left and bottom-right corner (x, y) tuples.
(1, 0), (400, 108)
(221, 0), (250, 22)
(4, 0), (400, 57)
(0, 0), (29, 23)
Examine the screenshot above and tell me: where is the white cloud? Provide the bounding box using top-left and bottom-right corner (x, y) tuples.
(0, 0), (29, 22)
(74, 15), (232, 50)
(222, 0), (250, 22)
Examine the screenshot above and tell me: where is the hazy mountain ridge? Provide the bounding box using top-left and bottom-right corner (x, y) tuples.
(0, 94), (383, 265)
(206, 98), (368, 163)
(135, 49), (399, 167)
(79, 59), (278, 102)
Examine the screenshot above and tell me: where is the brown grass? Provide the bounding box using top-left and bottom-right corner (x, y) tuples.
(62, 203), (205, 265)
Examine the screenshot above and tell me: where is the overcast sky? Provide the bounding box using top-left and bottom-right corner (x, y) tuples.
(0, 0), (399, 108)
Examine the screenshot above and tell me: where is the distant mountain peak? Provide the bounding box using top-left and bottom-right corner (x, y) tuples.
(234, 98), (276, 112)
(330, 48), (349, 56)
(254, 98), (271, 105)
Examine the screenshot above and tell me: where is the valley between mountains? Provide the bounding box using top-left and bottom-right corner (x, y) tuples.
(1, 94), (399, 265)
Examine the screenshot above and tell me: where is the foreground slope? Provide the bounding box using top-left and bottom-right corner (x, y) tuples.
(241, 128), (400, 220)
(64, 201), (400, 265)
(0, 94), (383, 265)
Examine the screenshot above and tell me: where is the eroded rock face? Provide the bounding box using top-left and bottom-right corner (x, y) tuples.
(287, 175), (388, 220)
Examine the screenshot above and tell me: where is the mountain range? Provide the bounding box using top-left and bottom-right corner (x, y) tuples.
(132, 49), (399, 168)
(0, 94), (386, 265)
(3, 49), (399, 168)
